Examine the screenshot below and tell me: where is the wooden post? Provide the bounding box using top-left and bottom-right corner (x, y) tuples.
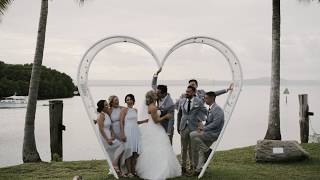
(49, 100), (65, 161)
(298, 94), (313, 143)
(285, 96), (287, 104)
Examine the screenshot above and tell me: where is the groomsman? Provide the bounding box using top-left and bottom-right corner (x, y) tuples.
(187, 79), (233, 101)
(190, 91), (225, 175)
(177, 85), (207, 174)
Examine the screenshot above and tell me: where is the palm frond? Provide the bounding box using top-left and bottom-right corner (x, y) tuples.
(76, 0), (88, 6)
(0, 0), (13, 15)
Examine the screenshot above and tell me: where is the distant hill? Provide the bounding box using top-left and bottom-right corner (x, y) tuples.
(0, 61), (76, 99)
(87, 77), (320, 86)
(242, 77), (320, 86)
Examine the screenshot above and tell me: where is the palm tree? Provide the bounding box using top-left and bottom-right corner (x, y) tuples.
(265, 0), (281, 140)
(1, 0), (87, 162)
(23, 0), (87, 163)
(264, 0), (319, 140)
(22, 0), (48, 162)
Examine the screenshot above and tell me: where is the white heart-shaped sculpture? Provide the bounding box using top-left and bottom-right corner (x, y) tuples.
(77, 36), (243, 179)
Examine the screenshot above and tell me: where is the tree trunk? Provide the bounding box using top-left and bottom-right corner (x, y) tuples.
(265, 0), (281, 140)
(22, 0), (48, 163)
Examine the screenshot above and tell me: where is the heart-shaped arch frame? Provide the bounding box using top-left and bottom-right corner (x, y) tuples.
(77, 36), (243, 179)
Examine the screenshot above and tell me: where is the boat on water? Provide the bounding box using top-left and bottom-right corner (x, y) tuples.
(73, 90), (80, 96)
(0, 94), (28, 108)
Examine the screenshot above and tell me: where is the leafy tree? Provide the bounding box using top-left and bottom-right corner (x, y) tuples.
(0, 62), (75, 99)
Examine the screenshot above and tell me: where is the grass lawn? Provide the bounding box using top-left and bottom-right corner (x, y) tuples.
(0, 143), (319, 180)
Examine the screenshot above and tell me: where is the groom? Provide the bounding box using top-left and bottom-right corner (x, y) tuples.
(156, 84), (175, 144)
(151, 68), (175, 144)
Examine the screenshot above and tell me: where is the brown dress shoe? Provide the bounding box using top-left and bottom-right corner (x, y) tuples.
(186, 170), (201, 177)
(181, 167), (187, 174)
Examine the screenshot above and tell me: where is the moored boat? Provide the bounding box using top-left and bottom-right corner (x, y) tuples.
(0, 94), (28, 108)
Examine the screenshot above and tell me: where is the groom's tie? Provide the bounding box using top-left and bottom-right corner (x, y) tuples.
(187, 99), (191, 113)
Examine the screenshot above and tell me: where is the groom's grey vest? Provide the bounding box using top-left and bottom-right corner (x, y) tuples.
(177, 97), (207, 131)
(159, 94), (175, 133)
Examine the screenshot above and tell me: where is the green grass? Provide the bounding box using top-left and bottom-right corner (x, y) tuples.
(0, 143), (319, 180)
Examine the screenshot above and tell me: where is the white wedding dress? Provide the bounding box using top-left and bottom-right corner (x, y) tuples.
(136, 104), (181, 180)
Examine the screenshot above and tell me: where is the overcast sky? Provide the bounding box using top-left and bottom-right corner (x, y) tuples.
(0, 0), (319, 81)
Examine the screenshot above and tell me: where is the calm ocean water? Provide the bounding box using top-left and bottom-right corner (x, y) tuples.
(0, 85), (319, 167)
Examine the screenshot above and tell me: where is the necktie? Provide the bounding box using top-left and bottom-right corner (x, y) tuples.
(187, 99), (191, 113)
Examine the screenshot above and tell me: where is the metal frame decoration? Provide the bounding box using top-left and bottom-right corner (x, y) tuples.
(77, 35), (242, 179)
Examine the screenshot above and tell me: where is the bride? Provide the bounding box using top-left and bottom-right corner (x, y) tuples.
(136, 90), (181, 180)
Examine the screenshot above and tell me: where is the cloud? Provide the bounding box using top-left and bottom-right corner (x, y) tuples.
(0, 0), (319, 80)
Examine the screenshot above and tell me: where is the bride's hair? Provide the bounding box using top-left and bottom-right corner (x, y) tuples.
(145, 90), (157, 105)
(108, 95), (117, 107)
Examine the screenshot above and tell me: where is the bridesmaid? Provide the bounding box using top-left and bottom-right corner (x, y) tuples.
(108, 95), (123, 140)
(120, 94), (141, 177)
(96, 100), (124, 176)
